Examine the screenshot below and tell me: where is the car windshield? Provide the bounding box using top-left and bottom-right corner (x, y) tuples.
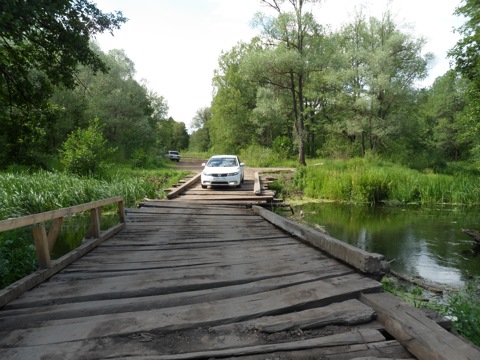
(207, 158), (238, 167)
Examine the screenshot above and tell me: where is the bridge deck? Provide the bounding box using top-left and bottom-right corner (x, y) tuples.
(0, 166), (478, 359)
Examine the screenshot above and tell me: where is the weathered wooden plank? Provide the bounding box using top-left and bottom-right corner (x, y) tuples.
(0, 330), (392, 360)
(254, 171), (262, 195)
(5, 259), (353, 308)
(360, 292), (480, 360)
(0, 196), (123, 231)
(215, 299), (376, 333)
(166, 172), (201, 199)
(252, 205), (389, 276)
(0, 271), (357, 328)
(172, 194), (274, 201)
(136, 329), (386, 360)
(234, 341), (415, 360)
(0, 273), (381, 346)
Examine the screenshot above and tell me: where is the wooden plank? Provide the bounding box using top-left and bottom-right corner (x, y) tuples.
(215, 299), (376, 333)
(6, 259), (352, 308)
(235, 341), (415, 360)
(254, 171), (261, 195)
(166, 173), (201, 199)
(0, 330), (392, 360)
(0, 270), (356, 326)
(0, 274), (382, 346)
(47, 218), (63, 252)
(360, 292), (480, 360)
(143, 329), (386, 360)
(252, 205), (389, 275)
(0, 196), (123, 231)
(174, 194), (274, 201)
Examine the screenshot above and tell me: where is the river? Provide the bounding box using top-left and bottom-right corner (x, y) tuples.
(289, 203), (480, 287)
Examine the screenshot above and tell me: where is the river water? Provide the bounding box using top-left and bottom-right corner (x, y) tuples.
(289, 203), (480, 287)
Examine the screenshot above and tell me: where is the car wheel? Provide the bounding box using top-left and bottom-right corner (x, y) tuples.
(201, 185), (207, 189)
(237, 184), (241, 189)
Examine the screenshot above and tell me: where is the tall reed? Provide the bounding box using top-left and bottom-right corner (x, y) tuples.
(0, 169), (186, 220)
(293, 158), (480, 205)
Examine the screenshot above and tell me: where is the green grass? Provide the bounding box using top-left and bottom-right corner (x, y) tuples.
(0, 165), (188, 289)
(0, 167), (188, 220)
(287, 157), (480, 205)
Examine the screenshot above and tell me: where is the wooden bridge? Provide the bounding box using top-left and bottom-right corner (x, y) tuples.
(0, 162), (479, 359)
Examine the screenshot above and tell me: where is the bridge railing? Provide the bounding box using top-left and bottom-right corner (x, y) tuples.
(0, 196), (125, 269)
(0, 197), (126, 308)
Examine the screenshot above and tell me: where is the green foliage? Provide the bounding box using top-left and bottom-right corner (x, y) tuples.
(210, 42), (258, 154)
(0, 230), (37, 289)
(0, 166), (187, 289)
(273, 136), (295, 159)
(0, 0), (126, 167)
(131, 149), (148, 168)
(446, 278), (480, 346)
(60, 118), (115, 176)
(0, 167), (186, 221)
(290, 158), (480, 205)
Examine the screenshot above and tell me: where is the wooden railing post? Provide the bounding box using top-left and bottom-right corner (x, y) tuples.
(87, 207), (101, 239)
(118, 200), (125, 223)
(32, 224), (52, 269)
(47, 218), (63, 252)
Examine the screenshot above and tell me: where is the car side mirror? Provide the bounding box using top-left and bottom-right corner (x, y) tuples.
(240, 163), (245, 166)
(201, 163), (206, 167)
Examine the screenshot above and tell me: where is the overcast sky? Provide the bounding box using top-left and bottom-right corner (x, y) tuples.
(94, 0), (464, 130)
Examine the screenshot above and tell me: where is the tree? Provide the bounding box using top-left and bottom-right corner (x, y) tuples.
(210, 42), (258, 154)
(449, 0), (480, 166)
(243, 0), (324, 166)
(84, 49), (154, 158)
(449, 0), (480, 84)
(335, 10), (432, 156)
(0, 0), (126, 167)
(189, 107), (212, 152)
(156, 117), (189, 152)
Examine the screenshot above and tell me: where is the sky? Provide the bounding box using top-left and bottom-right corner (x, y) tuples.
(94, 0), (464, 130)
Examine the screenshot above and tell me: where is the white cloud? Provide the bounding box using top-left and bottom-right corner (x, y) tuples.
(94, 0), (463, 129)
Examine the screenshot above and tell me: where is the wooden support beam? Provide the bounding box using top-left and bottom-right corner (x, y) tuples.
(167, 173), (201, 199)
(254, 172), (262, 195)
(252, 205), (389, 276)
(87, 207), (101, 239)
(32, 225), (51, 269)
(118, 200), (125, 223)
(47, 218), (63, 252)
(360, 292), (480, 360)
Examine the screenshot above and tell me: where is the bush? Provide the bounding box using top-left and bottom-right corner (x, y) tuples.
(240, 145), (279, 167)
(0, 230), (37, 289)
(60, 118), (116, 176)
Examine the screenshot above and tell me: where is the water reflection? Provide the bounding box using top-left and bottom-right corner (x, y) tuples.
(289, 203), (480, 287)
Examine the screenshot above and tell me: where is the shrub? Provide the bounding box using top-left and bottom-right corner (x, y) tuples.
(0, 230), (37, 289)
(60, 118), (116, 176)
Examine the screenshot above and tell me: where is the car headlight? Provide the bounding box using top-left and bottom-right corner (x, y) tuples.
(203, 171), (212, 176)
(227, 171), (239, 176)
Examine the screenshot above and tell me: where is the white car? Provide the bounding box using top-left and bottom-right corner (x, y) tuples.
(201, 155), (245, 189)
(166, 150), (180, 162)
